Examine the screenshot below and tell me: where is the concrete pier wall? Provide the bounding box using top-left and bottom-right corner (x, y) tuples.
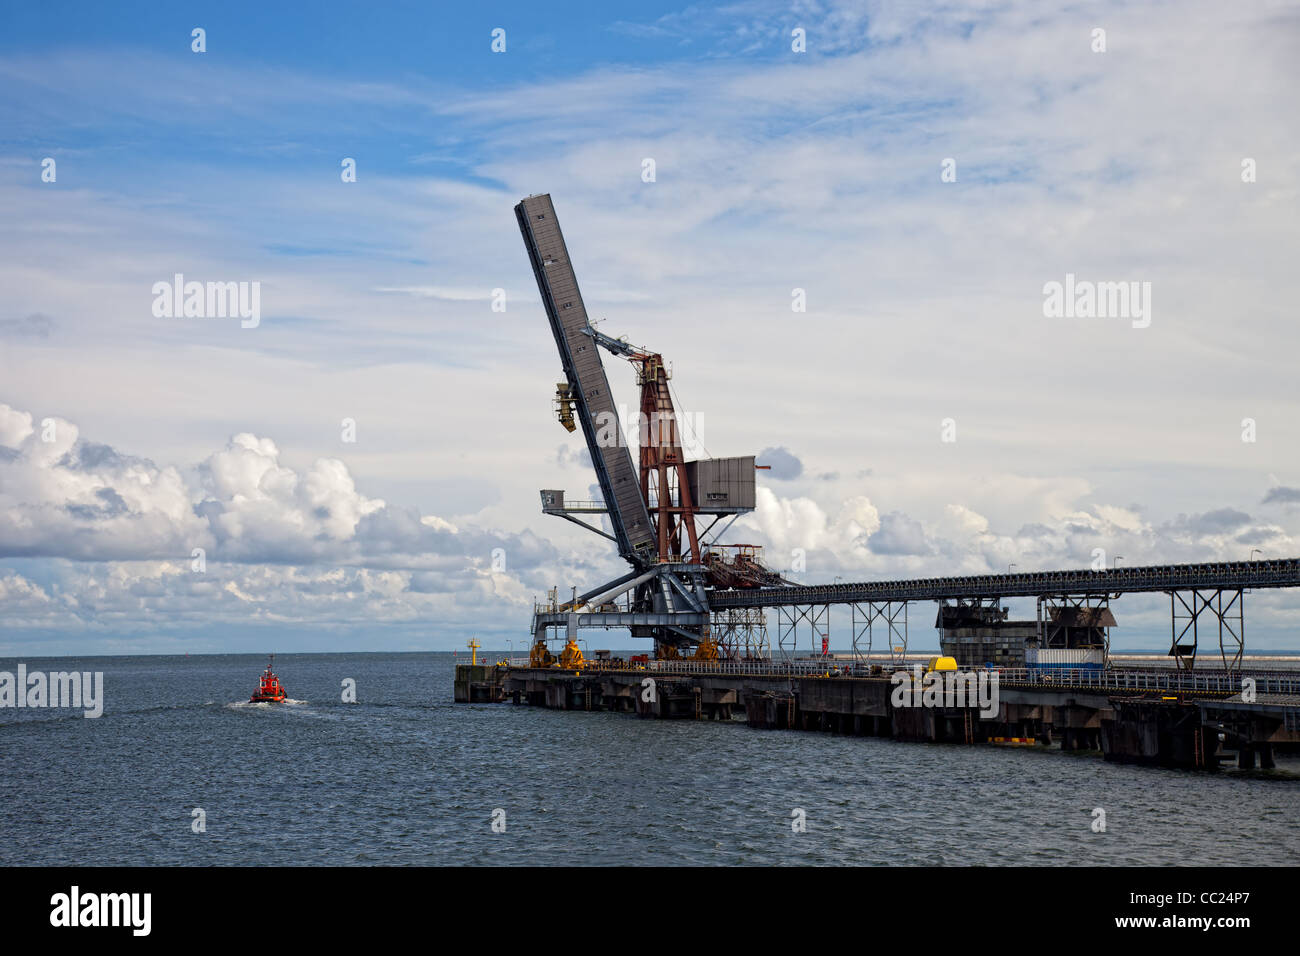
(457, 663), (1297, 772)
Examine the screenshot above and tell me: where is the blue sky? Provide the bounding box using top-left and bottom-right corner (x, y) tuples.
(1, 1), (817, 183)
(2, 0), (1300, 654)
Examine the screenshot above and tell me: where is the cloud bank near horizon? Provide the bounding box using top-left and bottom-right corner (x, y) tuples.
(2, 401), (1298, 650)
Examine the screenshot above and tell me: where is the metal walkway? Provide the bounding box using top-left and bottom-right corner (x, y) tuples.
(708, 558), (1300, 608)
(502, 657), (1300, 695)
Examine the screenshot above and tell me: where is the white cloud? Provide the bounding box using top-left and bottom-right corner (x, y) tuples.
(0, 402), (564, 580)
(0, 404), (34, 448)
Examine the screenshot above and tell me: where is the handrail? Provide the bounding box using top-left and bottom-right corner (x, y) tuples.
(496, 659), (1300, 695)
(542, 499), (607, 512)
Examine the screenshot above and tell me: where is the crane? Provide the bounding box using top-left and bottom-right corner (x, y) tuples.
(516, 193), (773, 659)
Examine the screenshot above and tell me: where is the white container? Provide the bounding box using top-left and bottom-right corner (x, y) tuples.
(1026, 647), (1104, 670)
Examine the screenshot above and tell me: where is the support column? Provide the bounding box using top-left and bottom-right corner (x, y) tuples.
(1259, 743), (1275, 770)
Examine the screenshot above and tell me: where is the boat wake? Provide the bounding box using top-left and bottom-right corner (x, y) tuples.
(226, 698), (308, 710)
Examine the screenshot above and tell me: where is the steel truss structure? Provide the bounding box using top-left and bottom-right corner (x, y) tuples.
(775, 604), (829, 658)
(711, 607), (770, 660)
(1170, 588), (1244, 673)
(849, 601), (908, 665)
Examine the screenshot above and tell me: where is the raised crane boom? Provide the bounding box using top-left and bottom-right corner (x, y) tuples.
(515, 194), (656, 567)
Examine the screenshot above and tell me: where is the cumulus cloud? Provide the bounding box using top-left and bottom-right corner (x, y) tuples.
(195, 432), (385, 562)
(3, 396), (1298, 643)
(0, 404), (34, 448)
(0, 401), (561, 578)
(1235, 527), (1282, 546)
(731, 482), (1300, 583)
(0, 400), (595, 644)
(555, 444), (593, 470)
(0, 568), (52, 609)
(0, 407), (203, 561)
(869, 511), (931, 556)
(757, 446), (803, 480)
(1263, 486), (1300, 505)
(742, 487), (879, 571)
(0, 560), (543, 635)
(1158, 508), (1256, 542)
(1183, 508), (1251, 535)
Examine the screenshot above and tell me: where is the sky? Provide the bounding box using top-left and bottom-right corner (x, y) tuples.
(2, 0), (1299, 654)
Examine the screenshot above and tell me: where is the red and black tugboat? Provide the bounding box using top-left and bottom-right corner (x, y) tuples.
(249, 655), (288, 703)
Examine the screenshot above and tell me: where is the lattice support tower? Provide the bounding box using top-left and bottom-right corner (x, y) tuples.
(711, 607), (771, 661)
(850, 601), (909, 666)
(1169, 588), (1244, 674)
(776, 604), (830, 659)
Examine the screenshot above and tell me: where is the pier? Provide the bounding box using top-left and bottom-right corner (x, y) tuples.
(456, 658), (1300, 771)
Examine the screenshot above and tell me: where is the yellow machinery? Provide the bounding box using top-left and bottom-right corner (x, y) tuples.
(554, 383), (577, 432)
(529, 638), (585, 669)
(559, 639), (585, 669)
(690, 638), (720, 662)
(657, 639), (720, 662)
(529, 640), (554, 668)
(925, 656), (959, 674)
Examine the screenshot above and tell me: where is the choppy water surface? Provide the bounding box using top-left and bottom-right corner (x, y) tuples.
(1, 653), (1296, 865)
